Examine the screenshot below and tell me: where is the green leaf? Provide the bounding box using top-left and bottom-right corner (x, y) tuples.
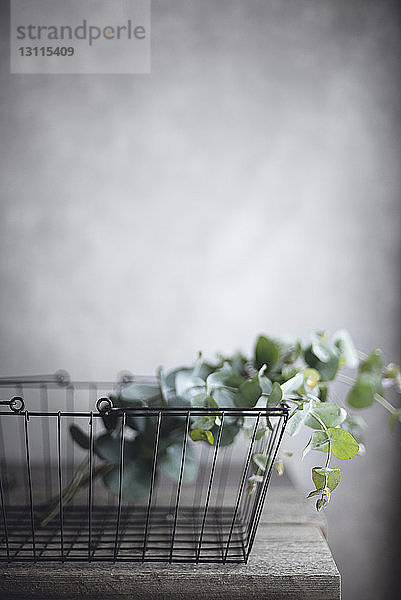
(312, 467), (341, 492)
(267, 382), (283, 407)
(207, 362), (243, 390)
(347, 375), (375, 408)
(281, 373), (304, 397)
(316, 496), (329, 511)
(304, 346), (339, 381)
(327, 428), (359, 459)
(305, 403), (346, 429)
(103, 459), (151, 503)
(252, 453), (268, 472)
(286, 403), (310, 436)
(191, 415), (216, 431)
(310, 430), (330, 453)
(159, 442), (199, 484)
(210, 422), (240, 446)
(94, 433), (139, 463)
(70, 424), (90, 450)
(190, 429), (214, 444)
(235, 376), (262, 408)
(333, 329), (358, 368)
(347, 350), (384, 408)
(120, 382), (161, 404)
(175, 371), (206, 402)
(255, 336), (280, 371)
(359, 349), (383, 377)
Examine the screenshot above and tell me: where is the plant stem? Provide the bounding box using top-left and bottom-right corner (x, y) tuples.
(40, 458), (113, 527)
(374, 392), (398, 416)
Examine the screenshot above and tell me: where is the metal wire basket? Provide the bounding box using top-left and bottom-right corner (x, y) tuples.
(0, 372), (288, 564)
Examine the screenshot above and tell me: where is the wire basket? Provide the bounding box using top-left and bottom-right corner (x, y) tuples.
(0, 372), (288, 564)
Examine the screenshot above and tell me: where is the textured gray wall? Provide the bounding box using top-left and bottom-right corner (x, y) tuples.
(0, 1), (400, 598)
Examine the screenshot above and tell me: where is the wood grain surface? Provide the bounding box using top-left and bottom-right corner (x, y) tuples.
(0, 485), (340, 600)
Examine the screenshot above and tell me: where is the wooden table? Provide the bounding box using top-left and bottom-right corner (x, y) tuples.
(0, 483), (341, 600)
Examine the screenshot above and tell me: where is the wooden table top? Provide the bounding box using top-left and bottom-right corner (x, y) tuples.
(0, 481), (340, 600)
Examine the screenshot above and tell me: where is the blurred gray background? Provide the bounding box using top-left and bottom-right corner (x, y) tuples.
(0, 0), (400, 598)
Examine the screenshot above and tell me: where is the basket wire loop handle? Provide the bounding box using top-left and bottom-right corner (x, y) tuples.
(57, 411), (65, 562)
(169, 412), (191, 562)
(88, 412), (94, 562)
(223, 411), (261, 564)
(0, 467), (10, 561)
(142, 411), (162, 561)
(196, 411), (225, 563)
(246, 414), (288, 561)
(113, 411), (126, 562)
(24, 411), (36, 561)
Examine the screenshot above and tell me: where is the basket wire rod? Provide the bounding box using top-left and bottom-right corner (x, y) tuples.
(243, 422), (278, 543)
(66, 386), (75, 482)
(18, 385), (28, 505)
(245, 417), (287, 562)
(88, 412), (94, 562)
(23, 411), (36, 561)
(169, 412), (191, 562)
(0, 468), (10, 560)
(113, 411), (127, 562)
(142, 411), (162, 561)
(223, 412), (261, 564)
(195, 412), (225, 563)
(57, 411), (65, 562)
(40, 385), (52, 500)
(0, 418), (9, 506)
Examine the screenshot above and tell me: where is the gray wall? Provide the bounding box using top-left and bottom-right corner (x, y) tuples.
(0, 1), (400, 598)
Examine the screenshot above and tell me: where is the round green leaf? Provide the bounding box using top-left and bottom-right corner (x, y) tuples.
(305, 404), (346, 429)
(327, 428), (359, 459)
(303, 346), (340, 381)
(159, 442), (199, 484)
(346, 377), (375, 408)
(312, 467), (341, 492)
(103, 460), (151, 503)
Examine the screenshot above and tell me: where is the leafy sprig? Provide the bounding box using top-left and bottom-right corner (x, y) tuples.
(42, 330), (400, 524)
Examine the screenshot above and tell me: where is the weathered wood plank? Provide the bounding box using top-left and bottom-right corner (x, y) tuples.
(0, 523), (340, 599)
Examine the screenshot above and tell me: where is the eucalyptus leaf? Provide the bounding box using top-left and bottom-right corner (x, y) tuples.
(159, 442), (198, 484)
(286, 403), (310, 436)
(327, 428), (359, 459)
(95, 432), (139, 464)
(191, 415), (216, 431)
(103, 459), (151, 503)
(210, 422), (240, 446)
(190, 429), (214, 444)
(255, 336), (280, 371)
(120, 382), (161, 403)
(347, 377), (375, 408)
(312, 467), (341, 492)
(267, 382), (283, 407)
(235, 376), (262, 408)
(304, 345), (340, 381)
(333, 329), (358, 368)
(252, 453), (269, 472)
(70, 424), (90, 450)
(305, 403), (347, 429)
